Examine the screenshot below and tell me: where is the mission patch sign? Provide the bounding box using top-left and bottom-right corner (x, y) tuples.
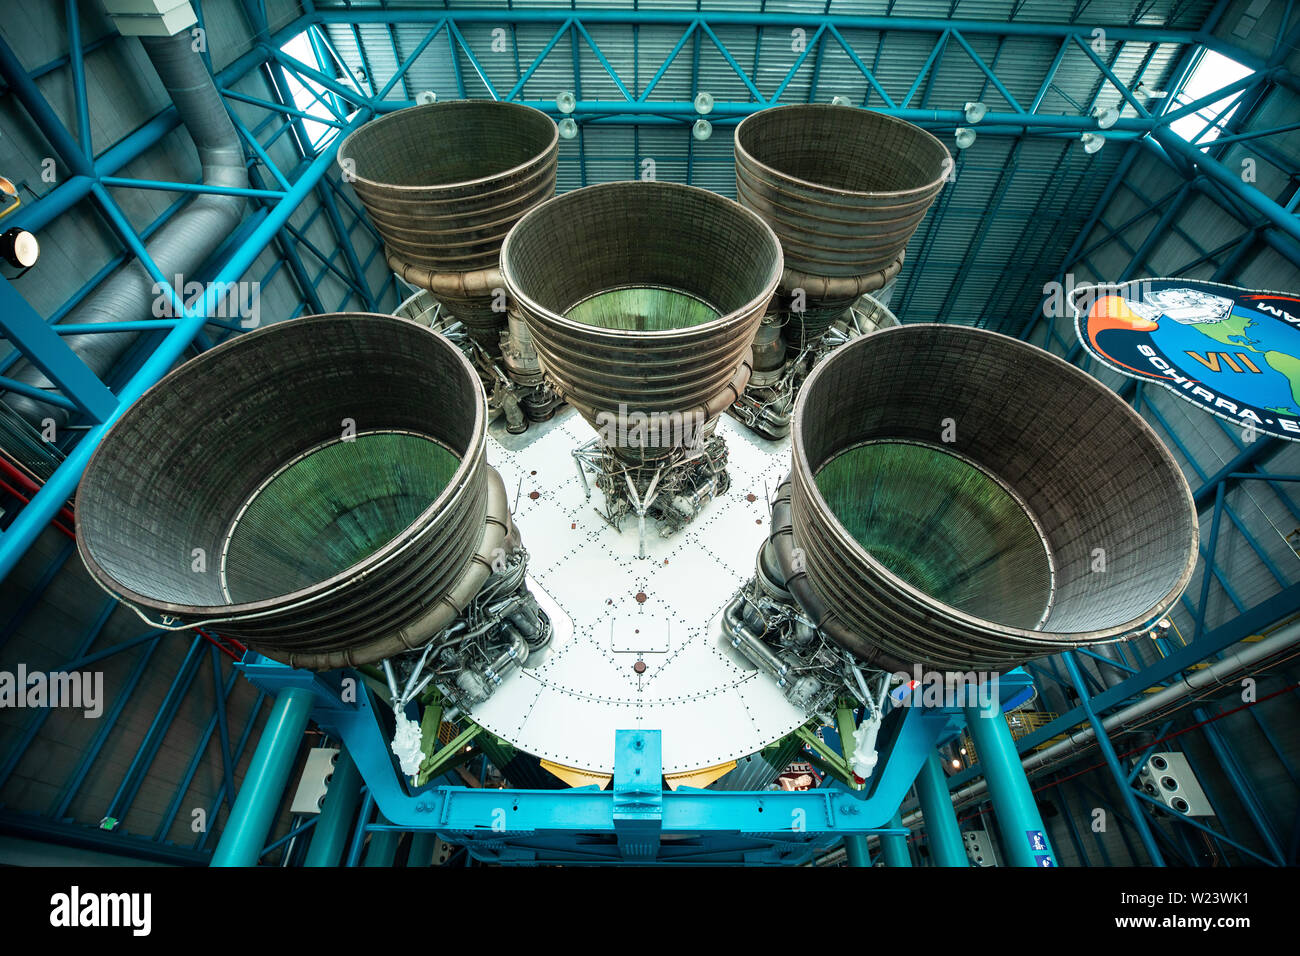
(1070, 278), (1300, 442)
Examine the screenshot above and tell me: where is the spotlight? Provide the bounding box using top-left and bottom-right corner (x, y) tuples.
(830, 95), (853, 106)
(692, 118), (712, 141)
(1135, 83), (1167, 99)
(954, 127), (977, 149)
(1093, 105), (1121, 129)
(964, 101), (988, 124)
(1081, 132), (1105, 154)
(556, 90), (576, 114)
(558, 117), (578, 140)
(693, 91), (715, 115)
(951, 758), (961, 769)
(0, 227), (39, 269)
(415, 90), (437, 105)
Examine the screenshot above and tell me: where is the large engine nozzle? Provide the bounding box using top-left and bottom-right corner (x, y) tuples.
(500, 181), (783, 460)
(75, 314), (513, 670)
(775, 324), (1199, 672)
(735, 105), (950, 338)
(338, 101), (558, 355)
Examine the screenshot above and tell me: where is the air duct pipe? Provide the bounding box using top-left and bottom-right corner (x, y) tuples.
(74, 314), (545, 673)
(3, 30), (247, 429)
(899, 617), (1300, 827)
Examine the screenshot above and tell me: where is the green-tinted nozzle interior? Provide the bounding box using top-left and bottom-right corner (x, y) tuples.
(814, 440), (1053, 630)
(564, 285), (721, 331)
(222, 432), (461, 603)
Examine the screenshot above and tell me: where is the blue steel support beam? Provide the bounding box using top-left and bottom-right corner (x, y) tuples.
(154, 658), (243, 841)
(315, 10), (1209, 46)
(0, 279), (118, 422)
(345, 791), (376, 868)
(0, 109), (373, 583)
(101, 635), (207, 827)
(963, 700), (1056, 867)
(1062, 652), (1164, 866)
(195, 690), (267, 851)
(210, 687), (313, 867)
(52, 637), (163, 819)
(362, 817), (402, 867)
(612, 729), (663, 862)
(843, 833), (869, 867)
(879, 811), (911, 866)
(408, 831), (438, 867)
(1194, 708), (1287, 865)
(304, 747), (363, 867)
(981, 585), (1300, 768)
(913, 751), (967, 867)
(234, 655), (1031, 864)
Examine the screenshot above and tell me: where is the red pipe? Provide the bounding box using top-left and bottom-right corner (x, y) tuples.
(0, 454), (77, 528)
(0, 478), (75, 539)
(197, 628), (243, 662)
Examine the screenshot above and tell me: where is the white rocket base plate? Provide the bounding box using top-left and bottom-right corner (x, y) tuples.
(467, 407), (812, 775)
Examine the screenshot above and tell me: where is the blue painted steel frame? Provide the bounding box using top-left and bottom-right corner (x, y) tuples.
(232, 653), (1032, 865)
(3, 2), (1297, 865)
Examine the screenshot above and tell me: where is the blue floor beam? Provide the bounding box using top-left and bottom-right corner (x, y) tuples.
(210, 687), (313, 867)
(304, 747), (363, 868)
(914, 751), (967, 867)
(963, 701), (1056, 867)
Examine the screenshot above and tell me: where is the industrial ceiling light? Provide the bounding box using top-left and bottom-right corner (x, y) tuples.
(692, 118), (712, 141)
(1093, 105), (1121, 129)
(954, 126), (977, 149)
(1081, 131), (1106, 154)
(693, 91), (715, 115)
(830, 95), (853, 106)
(558, 117), (578, 140)
(1135, 83), (1168, 99)
(556, 90), (576, 114)
(415, 90), (437, 105)
(963, 100), (988, 124)
(0, 227), (39, 269)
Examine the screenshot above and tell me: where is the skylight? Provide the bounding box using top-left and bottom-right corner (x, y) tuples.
(278, 30), (360, 152)
(1166, 49), (1256, 145)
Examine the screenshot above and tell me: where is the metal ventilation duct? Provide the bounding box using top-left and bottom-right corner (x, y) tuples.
(75, 314), (514, 670)
(337, 101), (558, 357)
(772, 324), (1199, 672)
(500, 180), (782, 460)
(734, 105), (949, 337)
(3, 32), (247, 428)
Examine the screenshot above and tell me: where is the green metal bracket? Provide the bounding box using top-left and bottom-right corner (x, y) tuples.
(794, 724), (855, 785)
(416, 721), (481, 787)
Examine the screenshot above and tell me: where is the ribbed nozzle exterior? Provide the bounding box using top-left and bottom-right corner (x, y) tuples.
(338, 101), (559, 353)
(735, 105), (950, 281)
(786, 324), (1200, 672)
(76, 314), (499, 667)
(500, 181), (783, 460)
(338, 101), (558, 274)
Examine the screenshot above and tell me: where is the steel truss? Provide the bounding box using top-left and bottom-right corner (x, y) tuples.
(0, 0), (1297, 865)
